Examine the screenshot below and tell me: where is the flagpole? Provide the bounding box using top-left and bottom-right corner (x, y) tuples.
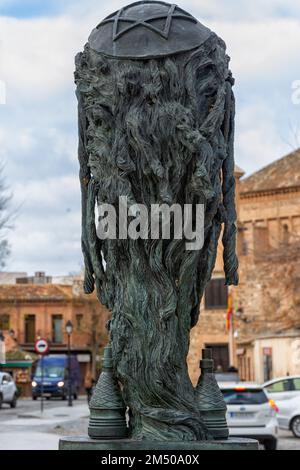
(227, 288), (235, 367)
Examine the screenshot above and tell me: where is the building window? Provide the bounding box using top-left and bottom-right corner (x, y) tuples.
(24, 315), (36, 343)
(76, 314), (83, 330)
(0, 314), (10, 330)
(238, 225), (249, 256)
(254, 225), (269, 256)
(282, 224), (290, 244)
(241, 238), (248, 256)
(52, 315), (63, 344)
(263, 347), (273, 382)
(205, 279), (228, 309)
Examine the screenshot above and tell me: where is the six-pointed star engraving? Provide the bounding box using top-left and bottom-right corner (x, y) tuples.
(98, 3), (197, 41)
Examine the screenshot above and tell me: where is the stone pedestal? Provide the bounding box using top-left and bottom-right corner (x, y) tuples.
(59, 436), (259, 451)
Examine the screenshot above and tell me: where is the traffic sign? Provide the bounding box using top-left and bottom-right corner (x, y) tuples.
(34, 338), (49, 355)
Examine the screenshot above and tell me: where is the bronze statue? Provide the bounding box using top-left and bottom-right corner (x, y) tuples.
(75, 1), (238, 442)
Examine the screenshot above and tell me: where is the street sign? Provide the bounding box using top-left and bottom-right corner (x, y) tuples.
(34, 339), (49, 414)
(263, 347), (272, 356)
(34, 338), (49, 355)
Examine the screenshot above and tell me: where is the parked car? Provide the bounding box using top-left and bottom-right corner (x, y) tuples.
(0, 372), (18, 408)
(31, 355), (81, 400)
(220, 382), (278, 450)
(263, 376), (300, 401)
(263, 376), (300, 438)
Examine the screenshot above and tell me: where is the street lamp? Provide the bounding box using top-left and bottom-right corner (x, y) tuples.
(65, 320), (73, 407)
(0, 331), (5, 369)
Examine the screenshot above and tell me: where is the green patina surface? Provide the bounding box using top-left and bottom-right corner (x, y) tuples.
(74, 0), (239, 442)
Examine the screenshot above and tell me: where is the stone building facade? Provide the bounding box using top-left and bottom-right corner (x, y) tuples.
(188, 149), (300, 384)
(187, 166), (245, 384)
(0, 275), (110, 394)
(235, 149), (300, 382)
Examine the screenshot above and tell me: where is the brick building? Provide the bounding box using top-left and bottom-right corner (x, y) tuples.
(187, 165), (245, 384)
(0, 274), (110, 394)
(235, 149), (300, 382)
(188, 149), (300, 384)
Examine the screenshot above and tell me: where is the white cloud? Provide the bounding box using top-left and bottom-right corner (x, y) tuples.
(8, 175), (81, 275)
(209, 19), (300, 81)
(183, 0), (300, 21)
(0, 16), (84, 98)
(66, 0), (300, 22)
(12, 175), (79, 210)
(235, 103), (291, 174)
(0, 119), (77, 182)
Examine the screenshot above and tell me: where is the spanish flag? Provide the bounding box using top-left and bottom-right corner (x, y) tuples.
(226, 290), (233, 332)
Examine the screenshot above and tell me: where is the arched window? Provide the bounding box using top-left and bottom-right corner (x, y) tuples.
(282, 223), (290, 244)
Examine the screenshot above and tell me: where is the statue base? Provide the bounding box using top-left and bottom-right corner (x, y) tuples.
(59, 436), (258, 451)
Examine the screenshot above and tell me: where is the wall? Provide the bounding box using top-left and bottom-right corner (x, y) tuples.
(253, 336), (300, 384)
(187, 171), (244, 384)
(0, 284), (111, 394)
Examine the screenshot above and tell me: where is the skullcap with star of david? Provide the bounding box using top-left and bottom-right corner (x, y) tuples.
(88, 1), (213, 59)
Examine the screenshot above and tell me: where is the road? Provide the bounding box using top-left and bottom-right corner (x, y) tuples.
(277, 429), (300, 450)
(0, 396), (89, 450)
(0, 395), (87, 417)
(0, 397), (299, 450)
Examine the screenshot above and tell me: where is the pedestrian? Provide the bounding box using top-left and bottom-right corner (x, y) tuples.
(84, 369), (94, 404)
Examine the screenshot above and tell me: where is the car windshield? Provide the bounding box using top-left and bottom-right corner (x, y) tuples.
(35, 366), (64, 378)
(222, 389), (268, 405)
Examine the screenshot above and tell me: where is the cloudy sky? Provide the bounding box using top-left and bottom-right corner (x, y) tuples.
(0, 0), (299, 275)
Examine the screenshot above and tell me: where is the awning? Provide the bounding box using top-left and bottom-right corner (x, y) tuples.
(0, 361), (33, 368)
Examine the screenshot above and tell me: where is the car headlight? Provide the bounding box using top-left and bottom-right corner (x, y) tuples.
(32, 381), (37, 388)
(57, 381), (64, 388)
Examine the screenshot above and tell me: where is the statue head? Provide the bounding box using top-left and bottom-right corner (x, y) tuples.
(88, 1), (212, 59)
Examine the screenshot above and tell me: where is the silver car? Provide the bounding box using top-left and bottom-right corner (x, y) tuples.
(0, 372), (18, 408)
(220, 382), (279, 450)
(263, 376), (300, 438)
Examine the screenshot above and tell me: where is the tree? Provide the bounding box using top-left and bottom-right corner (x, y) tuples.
(0, 165), (11, 269)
